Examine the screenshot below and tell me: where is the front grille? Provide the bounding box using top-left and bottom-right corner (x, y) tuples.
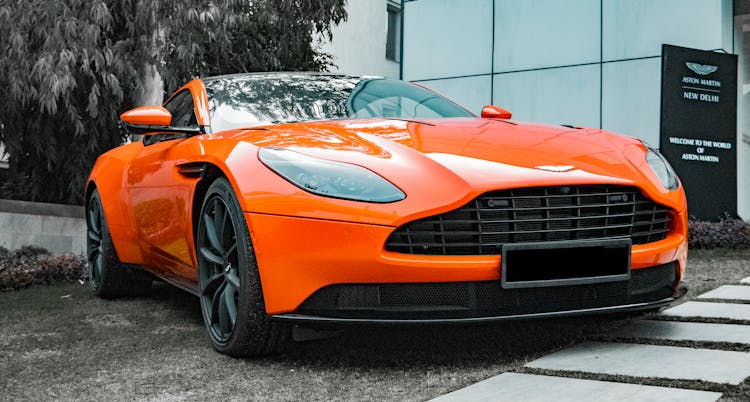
(297, 262), (677, 320)
(386, 185), (673, 255)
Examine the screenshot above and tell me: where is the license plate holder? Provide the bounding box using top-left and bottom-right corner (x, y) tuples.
(501, 239), (632, 289)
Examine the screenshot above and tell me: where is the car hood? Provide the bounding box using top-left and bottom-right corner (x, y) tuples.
(215, 117), (683, 224)
(230, 117), (649, 187)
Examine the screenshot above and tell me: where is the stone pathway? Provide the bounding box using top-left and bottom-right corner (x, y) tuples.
(698, 285), (750, 301)
(429, 275), (750, 401)
(617, 320), (750, 343)
(526, 342), (750, 384)
(662, 301), (750, 321)
(431, 373), (721, 402)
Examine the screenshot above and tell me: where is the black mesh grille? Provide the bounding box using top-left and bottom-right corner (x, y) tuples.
(297, 263), (677, 320)
(386, 185), (673, 255)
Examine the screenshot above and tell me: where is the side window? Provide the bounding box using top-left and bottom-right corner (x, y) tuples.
(143, 90), (197, 145)
(352, 96), (442, 119)
(164, 90), (198, 127)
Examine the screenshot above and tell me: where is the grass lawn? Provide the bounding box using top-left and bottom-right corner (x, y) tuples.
(1, 249), (749, 401)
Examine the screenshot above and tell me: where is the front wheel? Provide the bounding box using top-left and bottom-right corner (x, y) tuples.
(196, 178), (291, 356)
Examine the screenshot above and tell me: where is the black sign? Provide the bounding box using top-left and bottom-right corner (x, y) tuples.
(660, 44), (738, 220)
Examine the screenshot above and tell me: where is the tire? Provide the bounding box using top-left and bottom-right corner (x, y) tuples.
(87, 189), (151, 298)
(196, 178), (291, 356)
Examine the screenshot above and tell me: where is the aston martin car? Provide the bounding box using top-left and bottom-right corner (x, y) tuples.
(86, 72), (688, 356)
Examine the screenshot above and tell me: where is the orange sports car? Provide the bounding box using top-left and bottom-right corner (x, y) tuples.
(86, 72), (688, 356)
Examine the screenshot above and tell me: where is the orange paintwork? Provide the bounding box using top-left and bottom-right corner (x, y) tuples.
(481, 105), (512, 119)
(120, 106), (172, 126)
(87, 77), (689, 315)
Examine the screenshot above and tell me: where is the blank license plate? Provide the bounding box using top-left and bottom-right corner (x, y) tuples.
(501, 239), (631, 289)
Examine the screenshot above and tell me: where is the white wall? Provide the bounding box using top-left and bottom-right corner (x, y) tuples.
(601, 58), (662, 146)
(403, 0), (493, 80)
(403, 0), (734, 134)
(602, 0), (731, 61)
(598, 0), (733, 148)
(494, 0), (600, 72)
(735, 14), (750, 220)
(320, 0), (400, 78)
(493, 64), (601, 128)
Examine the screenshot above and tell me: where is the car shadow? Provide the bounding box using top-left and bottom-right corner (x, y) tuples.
(140, 281), (205, 324)
(280, 314), (634, 367)
(140, 281), (635, 367)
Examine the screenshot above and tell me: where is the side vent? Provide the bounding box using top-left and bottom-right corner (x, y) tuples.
(177, 162), (208, 178)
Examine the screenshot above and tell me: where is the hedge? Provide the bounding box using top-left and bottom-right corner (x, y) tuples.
(0, 246), (86, 291)
(688, 216), (750, 249)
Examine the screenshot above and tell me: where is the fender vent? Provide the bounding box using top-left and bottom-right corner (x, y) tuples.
(177, 163), (207, 178)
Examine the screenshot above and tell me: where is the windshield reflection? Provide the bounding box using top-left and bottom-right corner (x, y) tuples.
(204, 73), (474, 132)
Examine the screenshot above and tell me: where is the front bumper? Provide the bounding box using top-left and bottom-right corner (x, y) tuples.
(272, 262), (683, 323)
(272, 286), (686, 325)
(247, 212), (688, 317)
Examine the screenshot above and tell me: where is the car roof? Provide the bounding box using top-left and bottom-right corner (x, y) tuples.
(201, 71), (380, 83)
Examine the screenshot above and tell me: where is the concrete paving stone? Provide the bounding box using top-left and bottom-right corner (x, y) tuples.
(430, 373), (721, 402)
(739, 276), (750, 285)
(525, 342), (750, 385)
(616, 320), (750, 344)
(698, 285), (750, 301)
(662, 301), (750, 321)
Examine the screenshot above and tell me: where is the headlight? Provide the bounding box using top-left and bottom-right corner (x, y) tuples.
(645, 146), (679, 191)
(258, 147), (406, 203)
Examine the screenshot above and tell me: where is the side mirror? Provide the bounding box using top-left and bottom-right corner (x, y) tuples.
(481, 105), (512, 119)
(120, 106), (172, 126)
(120, 106), (200, 136)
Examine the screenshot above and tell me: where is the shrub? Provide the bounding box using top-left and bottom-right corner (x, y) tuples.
(0, 0), (347, 205)
(12, 245), (51, 260)
(0, 246), (86, 291)
(688, 216), (750, 249)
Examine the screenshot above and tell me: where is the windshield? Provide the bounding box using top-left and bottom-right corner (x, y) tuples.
(204, 74), (475, 132)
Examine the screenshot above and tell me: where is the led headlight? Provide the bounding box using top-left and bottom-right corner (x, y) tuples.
(645, 146), (679, 191)
(258, 147), (406, 203)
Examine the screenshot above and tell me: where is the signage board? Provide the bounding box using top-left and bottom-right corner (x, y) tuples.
(660, 44), (738, 220)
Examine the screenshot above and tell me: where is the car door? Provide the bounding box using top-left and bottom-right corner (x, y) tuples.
(126, 90), (200, 282)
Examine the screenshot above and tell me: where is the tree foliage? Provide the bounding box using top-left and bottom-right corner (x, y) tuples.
(0, 0), (346, 204)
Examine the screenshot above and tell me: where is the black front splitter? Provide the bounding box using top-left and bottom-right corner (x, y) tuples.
(270, 284), (687, 326)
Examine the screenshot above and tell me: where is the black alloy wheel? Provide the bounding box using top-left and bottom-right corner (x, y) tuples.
(196, 178), (291, 356)
(87, 193), (105, 289)
(198, 194), (241, 344)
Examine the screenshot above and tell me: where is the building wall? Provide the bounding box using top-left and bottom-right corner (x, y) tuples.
(403, 0), (733, 150)
(735, 12), (750, 219)
(320, 0), (400, 78)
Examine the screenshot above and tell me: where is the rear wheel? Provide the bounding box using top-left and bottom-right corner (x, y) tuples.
(87, 189), (151, 298)
(197, 178), (291, 356)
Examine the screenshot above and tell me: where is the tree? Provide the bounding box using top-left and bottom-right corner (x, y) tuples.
(0, 0), (346, 204)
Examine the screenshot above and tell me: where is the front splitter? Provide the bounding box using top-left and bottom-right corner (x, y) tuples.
(270, 284), (688, 326)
